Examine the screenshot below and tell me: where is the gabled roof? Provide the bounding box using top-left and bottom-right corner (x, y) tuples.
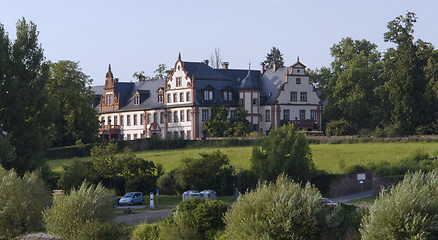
(182, 61), (232, 81)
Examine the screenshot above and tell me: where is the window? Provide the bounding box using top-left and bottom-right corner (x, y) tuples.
(133, 133), (137, 139)
(223, 91), (232, 101)
(106, 94), (113, 106)
(174, 132), (179, 139)
(140, 114), (144, 125)
(186, 92), (191, 102)
(230, 110), (236, 120)
(133, 114), (138, 125)
(120, 115), (124, 126)
(180, 110), (184, 122)
(239, 99), (244, 105)
(107, 117), (111, 125)
(283, 109), (290, 121)
(160, 112), (164, 123)
(265, 110), (271, 122)
(167, 93), (171, 103)
(296, 78), (301, 84)
(300, 92), (307, 102)
(134, 95), (140, 105)
(187, 110), (191, 121)
(202, 109), (209, 121)
(173, 93), (178, 103)
(253, 98), (258, 106)
(127, 115), (131, 126)
(180, 92), (184, 102)
(290, 91), (297, 101)
(158, 93), (164, 103)
(154, 113), (157, 123)
(203, 90), (213, 100)
(147, 114), (151, 124)
(114, 116), (118, 126)
(187, 130), (191, 139)
(168, 112), (172, 123)
(310, 110), (316, 120)
(180, 131), (185, 139)
(126, 134), (131, 140)
(176, 77), (182, 87)
(300, 110), (306, 120)
(174, 111), (178, 122)
(101, 117), (105, 125)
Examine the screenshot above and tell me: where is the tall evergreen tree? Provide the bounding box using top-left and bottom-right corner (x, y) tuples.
(0, 18), (55, 175)
(264, 46), (284, 69)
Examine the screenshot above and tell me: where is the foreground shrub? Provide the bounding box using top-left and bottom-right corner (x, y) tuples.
(361, 170), (438, 239)
(43, 182), (114, 239)
(0, 167), (49, 239)
(324, 203), (363, 240)
(224, 175), (326, 239)
(131, 222), (160, 240)
(160, 198), (228, 240)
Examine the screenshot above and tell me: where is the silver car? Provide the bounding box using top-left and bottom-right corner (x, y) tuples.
(118, 192), (145, 206)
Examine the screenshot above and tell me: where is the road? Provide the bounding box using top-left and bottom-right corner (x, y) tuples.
(328, 190), (374, 203)
(113, 206), (172, 225)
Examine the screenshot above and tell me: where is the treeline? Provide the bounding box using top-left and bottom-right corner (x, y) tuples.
(311, 12), (438, 136)
(0, 18), (99, 175)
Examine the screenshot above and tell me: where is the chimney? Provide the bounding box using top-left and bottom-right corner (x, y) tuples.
(203, 59), (210, 65)
(260, 62), (265, 74)
(222, 62), (229, 69)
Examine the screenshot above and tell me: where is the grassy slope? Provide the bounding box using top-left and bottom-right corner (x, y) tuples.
(47, 142), (438, 174)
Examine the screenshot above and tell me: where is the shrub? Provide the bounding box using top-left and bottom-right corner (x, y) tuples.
(160, 198), (228, 240)
(58, 159), (98, 192)
(157, 170), (178, 195)
(224, 175), (326, 240)
(0, 167), (50, 239)
(67, 221), (131, 240)
(251, 125), (315, 183)
(325, 118), (358, 136)
(323, 203), (363, 240)
(43, 182), (114, 239)
(361, 170), (438, 239)
(131, 222), (160, 240)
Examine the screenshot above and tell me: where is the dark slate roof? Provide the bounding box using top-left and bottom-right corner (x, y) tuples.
(182, 61), (232, 81)
(239, 70), (260, 89)
(259, 67), (288, 105)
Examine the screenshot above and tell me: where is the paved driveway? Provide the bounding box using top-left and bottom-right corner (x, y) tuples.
(113, 208), (172, 225)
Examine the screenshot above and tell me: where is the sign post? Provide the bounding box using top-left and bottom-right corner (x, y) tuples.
(150, 192), (154, 209)
(357, 173), (366, 195)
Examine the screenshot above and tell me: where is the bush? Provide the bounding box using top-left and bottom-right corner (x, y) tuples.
(325, 118), (358, 136)
(58, 159), (98, 192)
(157, 170), (179, 195)
(160, 198), (228, 240)
(323, 203), (363, 240)
(224, 175), (326, 239)
(67, 221), (131, 240)
(361, 170), (438, 239)
(43, 182), (114, 239)
(131, 222), (160, 240)
(0, 167), (50, 239)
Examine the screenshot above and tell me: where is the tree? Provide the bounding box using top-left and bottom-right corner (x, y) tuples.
(176, 150), (232, 195)
(133, 64), (173, 81)
(383, 11), (438, 135)
(0, 167), (50, 239)
(263, 46), (284, 69)
(224, 175), (326, 239)
(202, 105), (250, 137)
(251, 125), (314, 183)
(0, 18), (55, 175)
(58, 159), (99, 192)
(361, 170), (438, 239)
(309, 66), (333, 102)
(323, 38), (384, 133)
(209, 48), (222, 69)
(47, 60), (99, 147)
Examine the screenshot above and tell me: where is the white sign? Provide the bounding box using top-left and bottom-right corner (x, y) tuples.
(360, 180), (364, 184)
(357, 173), (366, 181)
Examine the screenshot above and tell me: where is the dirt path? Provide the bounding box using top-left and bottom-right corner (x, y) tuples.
(113, 209), (172, 225)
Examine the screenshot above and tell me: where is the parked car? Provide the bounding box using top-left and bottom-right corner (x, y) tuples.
(118, 192), (145, 206)
(322, 198), (337, 206)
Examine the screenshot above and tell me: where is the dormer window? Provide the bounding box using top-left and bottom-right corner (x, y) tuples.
(157, 88), (164, 103)
(204, 90), (213, 100)
(134, 94), (140, 105)
(222, 91), (232, 101)
(106, 94), (113, 106)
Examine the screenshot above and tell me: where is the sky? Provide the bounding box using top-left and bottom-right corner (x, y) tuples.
(2, 0), (438, 86)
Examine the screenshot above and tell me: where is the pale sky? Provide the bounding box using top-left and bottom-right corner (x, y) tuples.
(2, 0), (438, 86)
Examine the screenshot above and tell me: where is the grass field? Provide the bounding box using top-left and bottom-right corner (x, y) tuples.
(47, 141), (438, 174)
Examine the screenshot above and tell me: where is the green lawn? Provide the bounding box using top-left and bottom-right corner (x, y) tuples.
(47, 141), (438, 174)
